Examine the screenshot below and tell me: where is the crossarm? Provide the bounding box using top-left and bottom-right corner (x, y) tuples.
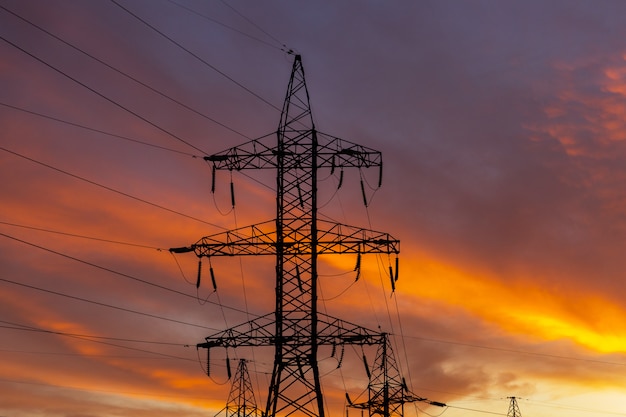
(197, 313), (386, 349)
(169, 220), (399, 257)
(316, 131), (383, 169)
(204, 134), (277, 170)
(203, 131), (383, 171)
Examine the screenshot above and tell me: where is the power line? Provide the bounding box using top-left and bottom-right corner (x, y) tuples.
(403, 334), (626, 367)
(0, 319), (182, 346)
(0, 319), (195, 361)
(0, 376), (210, 401)
(0, 277), (218, 331)
(167, 0), (285, 52)
(0, 145), (226, 229)
(526, 398), (626, 416)
(0, 101), (197, 157)
(109, 0), (282, 113)
(0, 4), (251, 140)
(217, 0), (288, 51)
(0, 220), (163, 250)
(1, 101), (280, 194)
(0, 348), (184, 360)
(446, 405), (506, 416)
(0, 30), (208, 155)
(0, 231), (257, 317)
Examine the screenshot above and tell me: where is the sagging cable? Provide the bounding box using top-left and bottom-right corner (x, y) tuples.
(206, 348), (210, 377)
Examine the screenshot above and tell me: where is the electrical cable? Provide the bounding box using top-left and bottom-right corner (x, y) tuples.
(0, 231), (258, 316)
(445, 405), (505, 415)
(0, 101), (198, 157)
(0, 220), (163, 250)
(0, 4), (251, 140)
(0, 277), (218, 331)
(0, 376), (210, 400)
(0, 348), (187, 360)
(402, 332), (626, 366)
(524, 398), (626, 415)
(217, 0), (288, 51)
(0, 32), (207, 155)
(0, 319), (182, 346)
(0, 146), (226, 230)
(167, 0), (285, 52)
(110, 0), (281, 113)
(0, 319), (195, 361)
(393, 292), (417, 397)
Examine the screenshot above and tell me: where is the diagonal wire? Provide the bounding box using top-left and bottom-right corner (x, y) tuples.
(0, 102), (199, 157)
(110, 0), (281, 112)
(0, 220), (163, 250)
(0, 146), (226, 229)
(0, 277), (217, 331)
(0, 30), (208, 155)
(0, 320), (195, 361)
(0, 231), (258, 317)
(0, 4), (251, 140)
(167, 0), (284, 52)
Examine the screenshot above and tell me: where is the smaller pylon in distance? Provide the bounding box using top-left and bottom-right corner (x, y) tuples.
(224, 359), (260, 417)
(506, 396), (522, 417)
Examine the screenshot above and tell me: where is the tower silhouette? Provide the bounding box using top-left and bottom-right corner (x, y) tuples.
(223, 359), (260, 417)
(347, 333), (446, 417)
(506, 397), (522, 417)
(171, 54), (399, 417)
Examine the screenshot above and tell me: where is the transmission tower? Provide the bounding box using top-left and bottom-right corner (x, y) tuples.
(346, 333), (446, 417)
(222, 359), (260, 417)
(171, 54), (399, 417)
(506, 397), (522, 417)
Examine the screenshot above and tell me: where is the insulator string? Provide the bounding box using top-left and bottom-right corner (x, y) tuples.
(196, 259), (202, 289)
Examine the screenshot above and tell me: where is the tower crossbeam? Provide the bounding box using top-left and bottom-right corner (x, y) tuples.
(198, 313), (387, 350)
(205, 132), (383, 171)
(170, 220), (399, 257)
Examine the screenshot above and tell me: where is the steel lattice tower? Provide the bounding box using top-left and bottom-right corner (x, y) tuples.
(171, 54), (399, 417)
(223, 359), (259, 417)
(347, 333), (445, 417)
(506, 397), (522, 417)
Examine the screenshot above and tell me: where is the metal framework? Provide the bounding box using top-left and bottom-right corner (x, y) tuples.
(506, 397), (522, 417)
(171, 54), (399, 417)
(347, 334), (445, 417)
(223, 359), (260, 417)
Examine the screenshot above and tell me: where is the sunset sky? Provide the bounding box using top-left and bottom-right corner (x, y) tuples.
(2, 1), (626, 416)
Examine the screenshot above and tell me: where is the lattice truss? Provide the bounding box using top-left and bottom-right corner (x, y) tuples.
(171, 55), (400, 417)
(223, 359), (260, 417)
(346, 334), (445, 417)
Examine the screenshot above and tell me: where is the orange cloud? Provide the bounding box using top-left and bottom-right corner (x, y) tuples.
(398, 255), (626, 355)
